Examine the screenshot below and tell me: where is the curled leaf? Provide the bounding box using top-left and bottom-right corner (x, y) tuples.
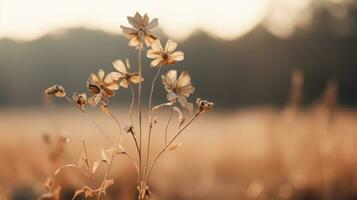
(150, 102), (174, 123)
(101, 147), (110, 163)
(92, 160), (107, 174)
(72, 186), (97, 200)
(54, 164), (78, 175)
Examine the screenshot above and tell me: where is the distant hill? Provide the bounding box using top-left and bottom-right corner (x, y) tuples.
(0, 8), (356, 108)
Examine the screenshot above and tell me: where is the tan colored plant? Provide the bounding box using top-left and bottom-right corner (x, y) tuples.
(44, 12), (213, 200)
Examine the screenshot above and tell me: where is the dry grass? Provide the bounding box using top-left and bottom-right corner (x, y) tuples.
(1, 105), (357, 200)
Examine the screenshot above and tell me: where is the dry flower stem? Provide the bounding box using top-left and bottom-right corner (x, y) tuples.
(143, 112), (200, 184)
(164, 103), (174, 145)
(129, 85), (135, 125)
(144, 66), (162, 179)
(137, 47), (143, 182)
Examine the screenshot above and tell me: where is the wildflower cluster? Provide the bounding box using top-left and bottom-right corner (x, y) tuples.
(44, 12), (213, 200)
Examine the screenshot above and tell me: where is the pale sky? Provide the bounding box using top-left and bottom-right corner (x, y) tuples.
(0, 0), (316, 41)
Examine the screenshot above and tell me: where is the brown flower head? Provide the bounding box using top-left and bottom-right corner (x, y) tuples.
(147, 39), (184, 67)
(162, 70), (194, 112)
(196, 98), (214, 113)
(120, 12), (158, 48)
(45, 85), (66, 97)
(112, 59), (144, 88)
(72, 92), (87, 110)
(87, 69), (119, 107)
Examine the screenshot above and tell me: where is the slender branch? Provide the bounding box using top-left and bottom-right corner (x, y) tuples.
(144, 66), (162, 180)
(107, 110), (124, 143)
(164, 104), (174, 145)
(143, 113), (200, 184)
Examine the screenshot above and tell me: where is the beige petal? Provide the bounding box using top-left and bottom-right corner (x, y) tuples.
(165, 39), (178, 53)
(169, 51), (184, 61)
(150, 39), (163, 52)
(177, 85), (195, 97)
(143, 14), (149, 26)
(133, 12), (143, 27)
(162, 70), (177, 90)
(127, 16), (140, 29)
(105, 82), (119, 91)
(144, 33), (157, 46)
(120, 25), (137, 38)
(107, 72), (121, 81)
(129, 75), (144, 84)
(129, 36), (140, 47)
(89, 73), (100, 85)
(88, 94), (101, 107)
(112, 59), (127, 74)
(145, 18), (158, 30)
(146, 49), (162, 59)
(178, 96), (194, 113)
(125, 58), (131, 70)
(98, 69), (105, 82)
(119, 79), (129, 88)
(176, 71), (191, 89)
(150, 57), (163, 67)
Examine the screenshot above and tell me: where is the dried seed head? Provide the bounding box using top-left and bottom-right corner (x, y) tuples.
(45, 85), (66, 97)
(123, 124), (134, 133)
(72, 92), (87, 110)
(196, 98), (214, 113)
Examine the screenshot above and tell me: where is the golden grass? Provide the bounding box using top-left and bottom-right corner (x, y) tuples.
(1, 106), (357, 200)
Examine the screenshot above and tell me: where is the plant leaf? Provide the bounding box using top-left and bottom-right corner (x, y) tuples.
(167, 143), (182, 151)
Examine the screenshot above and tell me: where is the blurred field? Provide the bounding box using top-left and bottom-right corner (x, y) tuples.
(1, 102), (357, 200)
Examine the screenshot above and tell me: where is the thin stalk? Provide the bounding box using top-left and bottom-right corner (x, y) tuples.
(143, 112), (200, 184)
(164, 104), (174, 145)
(144, 66), (162, 179)
(129, 85), (135, 125)
(137, 47), (143, 182)
(107, 110), (124, 143)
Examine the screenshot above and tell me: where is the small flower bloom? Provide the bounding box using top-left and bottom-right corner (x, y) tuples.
(87, 69), (119, 107)
(120, 12), (158, 48)
(112, 59), (144, 88)
(161, 70), (194, 112)
(72, 92), (87, 110)
(45, 85), (66, 97)
(196, 98), (214, 113)
(147, 39), (184, 67)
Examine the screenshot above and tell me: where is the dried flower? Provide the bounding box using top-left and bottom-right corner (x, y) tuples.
(120, 12), (158, 48)
(196, 98), (214, 113)
(72, 92), (87, 110)
(87, 69), (120, 107)
(147, 39), (184, 67)
(162, 70), (194, 112)
(112, 59), (143, 88)
(39, 178), (61, 200)
(45, 85), (66, 97)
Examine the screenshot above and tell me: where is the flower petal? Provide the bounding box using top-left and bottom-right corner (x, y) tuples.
(112, 59), (127, 74)
(162, 70), (177, 90)
(127, 15), (140, 29)
(169, 51), (184, 61)
(88, 94), (102, 107)
(150, 57), (163, 67)
(150, 39), (163, 52)
(120, 26), (137, 38)
(107, 72), (121, 81)
(133, 12), (143, 27)
(146, 49), (162, 59)
(105, 82), (119, 91)
(167, 91), (177, 101)
(143, 14), (149, 26)
(129, 75), (144, 84)
(129, 36), (140, 47)
(165, 39), (178, 53)
(119, 79), (129, 88)
(176, 71), (191, 89)
(145, 18), (158, 30)
(98, 69), (105, 82)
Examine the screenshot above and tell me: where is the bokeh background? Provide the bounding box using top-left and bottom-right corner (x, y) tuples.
(1, 0), (357, 199)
